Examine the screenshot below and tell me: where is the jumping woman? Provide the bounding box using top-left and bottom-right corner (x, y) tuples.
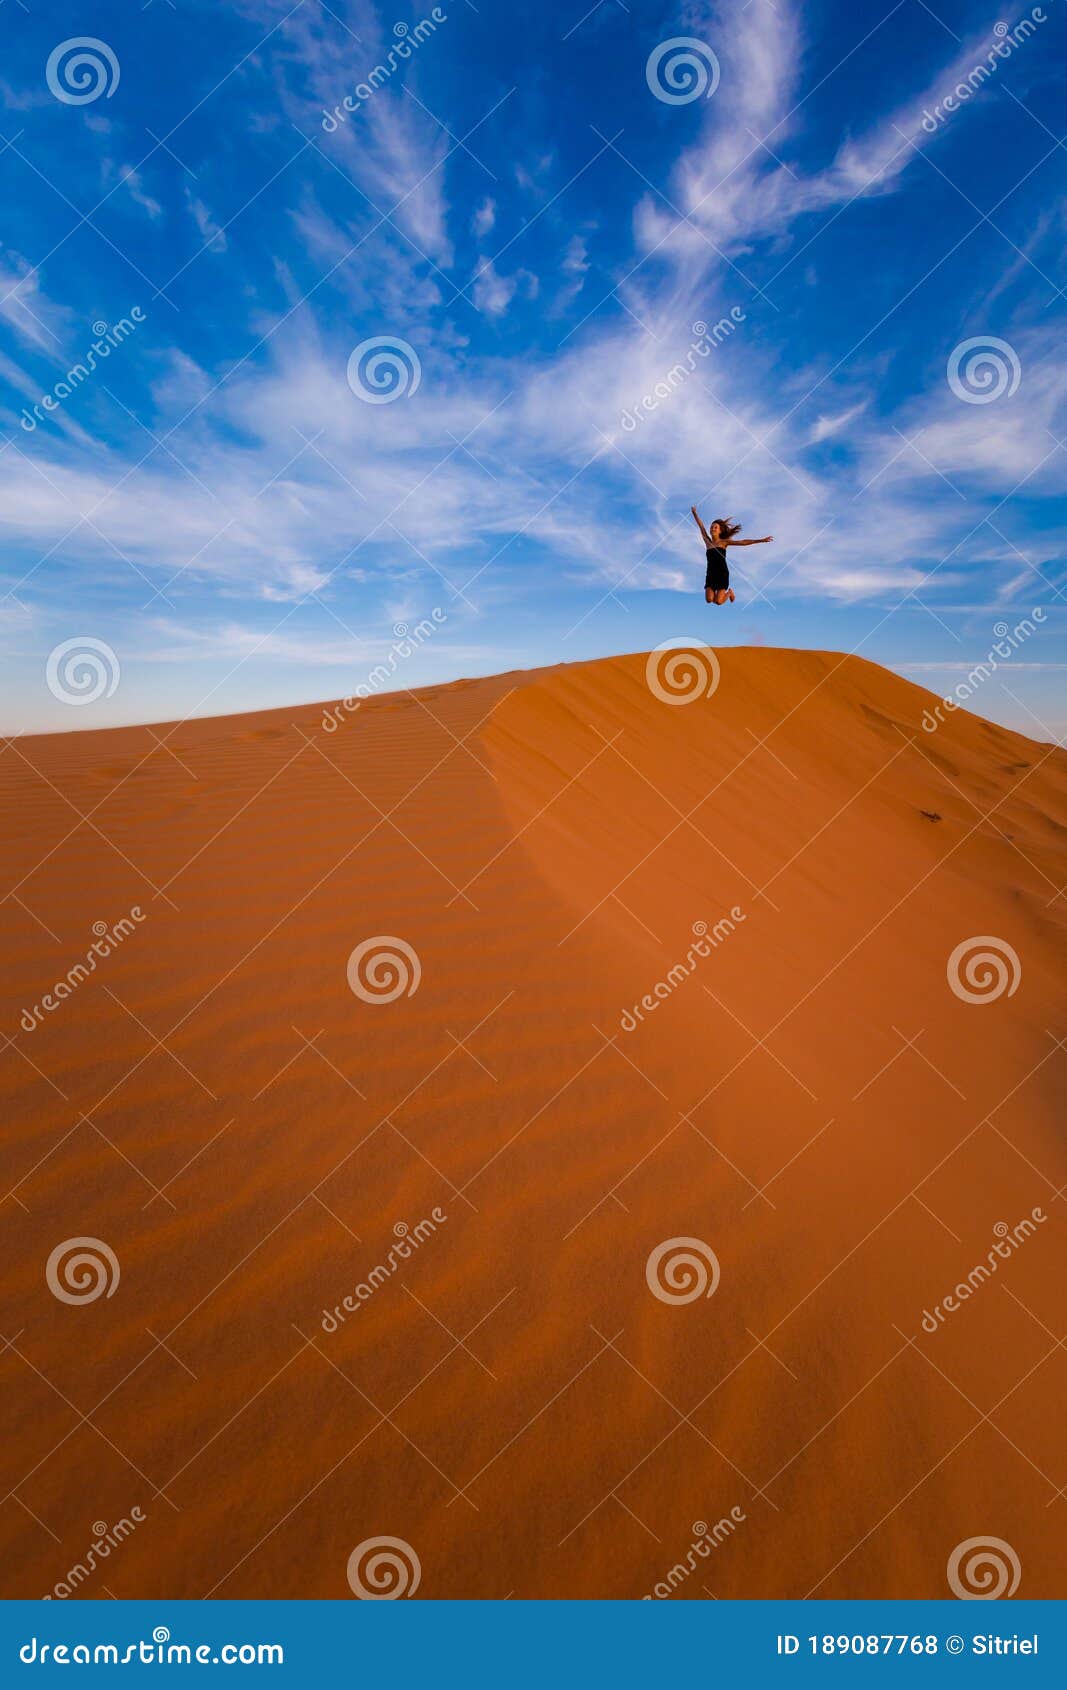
(691, 506), (773, 605)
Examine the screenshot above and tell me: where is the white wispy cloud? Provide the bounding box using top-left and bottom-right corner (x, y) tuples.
(0, 253), (69, 351)
(184, 189), (228, 253)
(472, 197), (496, 237)
(809, 401), (867, 443)
(635, 3), (1025, 260)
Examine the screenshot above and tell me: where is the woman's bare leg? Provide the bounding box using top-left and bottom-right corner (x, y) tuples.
(714, 589), (729, 606)
(705, 587), (715, 603)
(727, 588), (735, 602)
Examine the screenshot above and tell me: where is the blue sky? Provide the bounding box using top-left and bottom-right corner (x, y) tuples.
(1, 0), (1065, 736)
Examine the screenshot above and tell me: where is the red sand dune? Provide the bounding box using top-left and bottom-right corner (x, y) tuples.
(1, 645), (1065, 1599)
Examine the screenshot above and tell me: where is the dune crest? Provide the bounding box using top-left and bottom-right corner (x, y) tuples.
(1, 647), (1065, 1598)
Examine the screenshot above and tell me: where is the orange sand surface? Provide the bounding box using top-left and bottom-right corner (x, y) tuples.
(1, 646), (1065, 1599)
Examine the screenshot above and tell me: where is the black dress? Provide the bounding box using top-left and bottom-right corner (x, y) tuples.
(705, 544), (730, 591)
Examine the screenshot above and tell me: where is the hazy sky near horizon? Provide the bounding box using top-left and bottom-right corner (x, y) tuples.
(1, 0), (1065, 737)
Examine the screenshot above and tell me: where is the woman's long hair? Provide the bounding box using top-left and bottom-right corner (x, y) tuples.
(712, 517), (742, 541)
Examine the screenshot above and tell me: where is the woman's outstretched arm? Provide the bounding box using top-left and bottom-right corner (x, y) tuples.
(726, 535), (774, 546)
(691, 505), (711, 543)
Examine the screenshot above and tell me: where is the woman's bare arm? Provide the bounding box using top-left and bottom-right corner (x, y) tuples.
(691, 505), (711, 544)
(726, 535), (773, 546)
